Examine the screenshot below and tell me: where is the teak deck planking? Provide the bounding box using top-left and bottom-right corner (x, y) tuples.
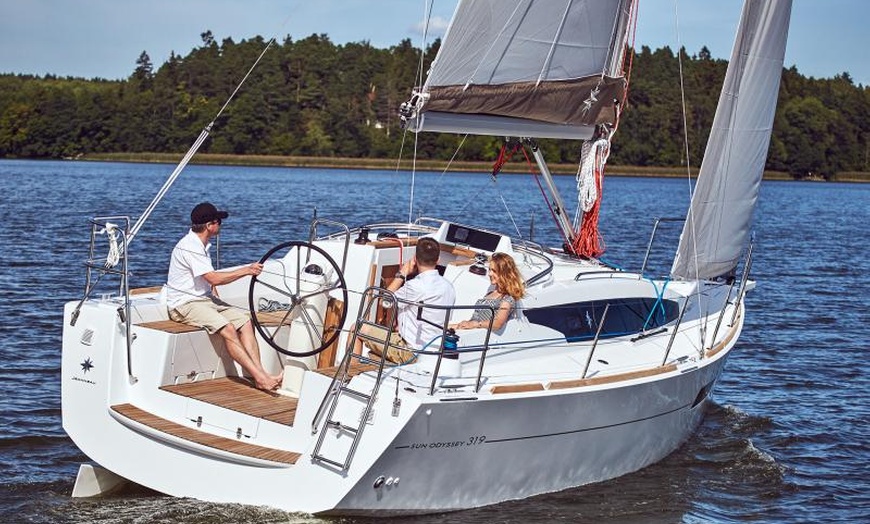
(111, 403), (301, 465)
(161, 376), (298, 426)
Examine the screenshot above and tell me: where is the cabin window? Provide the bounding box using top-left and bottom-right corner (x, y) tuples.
(524, 298), (680, 341)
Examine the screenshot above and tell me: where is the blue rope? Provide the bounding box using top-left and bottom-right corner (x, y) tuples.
(642, 277), (670, 330)
(384, 333), (447, 368)
(420, 334), (443, 352)
(597, 258), (626, 272)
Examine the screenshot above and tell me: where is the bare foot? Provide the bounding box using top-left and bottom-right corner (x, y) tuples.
(253, 374), (281, 391)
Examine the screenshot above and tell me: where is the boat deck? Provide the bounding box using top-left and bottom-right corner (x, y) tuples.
(161, 376), (299, 426)
(157, 361), (379, 420)
(110, 403), (302, 465)
(314, 360), (379, 379)
(136, 311), (302, 334)
(107, 363), (383, 467)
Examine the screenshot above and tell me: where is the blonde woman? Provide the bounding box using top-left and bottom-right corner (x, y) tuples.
(453, 252), (525, 332)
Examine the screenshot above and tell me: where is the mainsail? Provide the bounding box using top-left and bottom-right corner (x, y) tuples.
(671, 0), (792, 280)
(403, 0), (634, 140)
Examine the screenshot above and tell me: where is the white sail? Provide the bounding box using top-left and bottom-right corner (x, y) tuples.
(671, 0), (792, 280)
(405, 0), (634, 139)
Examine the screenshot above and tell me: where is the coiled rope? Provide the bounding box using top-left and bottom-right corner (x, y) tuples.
(100, 222), (121, 268)
(571, 133), (610, 257)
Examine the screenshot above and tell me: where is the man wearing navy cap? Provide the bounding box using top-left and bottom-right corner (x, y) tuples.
(165, 202), (282, 390)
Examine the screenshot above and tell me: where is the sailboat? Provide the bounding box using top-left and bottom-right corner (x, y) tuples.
(61, 0), (792, 515)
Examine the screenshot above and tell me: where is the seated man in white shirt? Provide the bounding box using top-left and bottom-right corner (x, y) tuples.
(359, 237), (456, 364)
(165, 202), (282, 391)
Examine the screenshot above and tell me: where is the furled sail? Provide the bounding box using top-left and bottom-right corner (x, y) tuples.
(403, 0), (634, 140)
(671, 0), (792, 280)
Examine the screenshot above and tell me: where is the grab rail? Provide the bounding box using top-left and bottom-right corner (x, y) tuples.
(574, 270), (635, 281)
(342, 221), (438, 239)
(662, 296), (691, 366)
(641, 217), (685, 276)
(581, 304), (610, 378)
(512, 240), (554, 288)
(729, 239), (755, 328)
(413, 302), (497, 395)
(356, 293), (499, 395)
(308, 218), (351, 274)
(73, 216), (136, 383)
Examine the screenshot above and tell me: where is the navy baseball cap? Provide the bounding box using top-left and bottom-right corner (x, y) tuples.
(190, 202), (229, 224)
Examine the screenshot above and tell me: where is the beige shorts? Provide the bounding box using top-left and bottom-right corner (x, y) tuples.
(169, 297), (251, 335)
(360, 324), (415, 364)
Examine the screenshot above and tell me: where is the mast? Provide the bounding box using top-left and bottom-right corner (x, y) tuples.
(528, 140), (576, 247)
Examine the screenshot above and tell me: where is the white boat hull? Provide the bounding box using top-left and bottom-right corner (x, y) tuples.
(330, 361), (725, 514)
(62, 286), (739, 514)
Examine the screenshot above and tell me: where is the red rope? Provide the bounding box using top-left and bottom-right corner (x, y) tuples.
(491, 141), (523, 178)
(571, 147), (607, 258)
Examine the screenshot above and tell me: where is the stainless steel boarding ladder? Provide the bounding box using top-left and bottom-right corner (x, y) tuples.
(310, 286), (397, 471)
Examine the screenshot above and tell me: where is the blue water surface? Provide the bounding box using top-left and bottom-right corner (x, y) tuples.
(0, 159), (867, 523)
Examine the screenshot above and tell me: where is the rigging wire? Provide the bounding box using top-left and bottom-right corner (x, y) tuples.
(406, 0), (436, 227)
(127, 13), (295, 247)
(450, 140), (527, 240)
(624, 0), (640, 91)
(496, 188), (525, 241)
(496, 143), (531, 240)
(672, 0), (705, 347)
(446, 141), (528, 241)
(395, 121), (413, 235)
(415, 134), (468, 219)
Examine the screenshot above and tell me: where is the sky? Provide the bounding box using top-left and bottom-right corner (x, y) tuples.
(0, 0), (866, 86)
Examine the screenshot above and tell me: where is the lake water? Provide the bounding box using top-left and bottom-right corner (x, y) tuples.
(0, 159), (868, 523)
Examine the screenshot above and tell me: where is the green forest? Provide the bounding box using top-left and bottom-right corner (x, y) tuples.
(1, 31), (867, 179)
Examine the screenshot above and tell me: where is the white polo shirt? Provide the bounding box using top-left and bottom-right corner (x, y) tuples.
(165, 230), (214, 309)
(394, 269), (456, 349)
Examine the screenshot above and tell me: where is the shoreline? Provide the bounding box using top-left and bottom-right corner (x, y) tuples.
(64, 152), (870, 182)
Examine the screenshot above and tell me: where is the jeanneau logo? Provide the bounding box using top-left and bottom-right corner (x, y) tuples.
(80, 358), (94, 373)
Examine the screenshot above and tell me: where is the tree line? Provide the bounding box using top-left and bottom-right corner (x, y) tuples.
(0, 31), (867, 178)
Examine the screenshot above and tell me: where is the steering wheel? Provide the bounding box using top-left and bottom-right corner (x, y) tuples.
(248, 241), (348, 357)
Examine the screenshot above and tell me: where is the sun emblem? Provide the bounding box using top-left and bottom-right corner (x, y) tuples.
(80, 358), (94, 373)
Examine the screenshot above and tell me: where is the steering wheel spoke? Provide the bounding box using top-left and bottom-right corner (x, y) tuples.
(248, 241), (348, 357)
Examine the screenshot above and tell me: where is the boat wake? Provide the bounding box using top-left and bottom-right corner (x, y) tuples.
(683, 402), (788, 490)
